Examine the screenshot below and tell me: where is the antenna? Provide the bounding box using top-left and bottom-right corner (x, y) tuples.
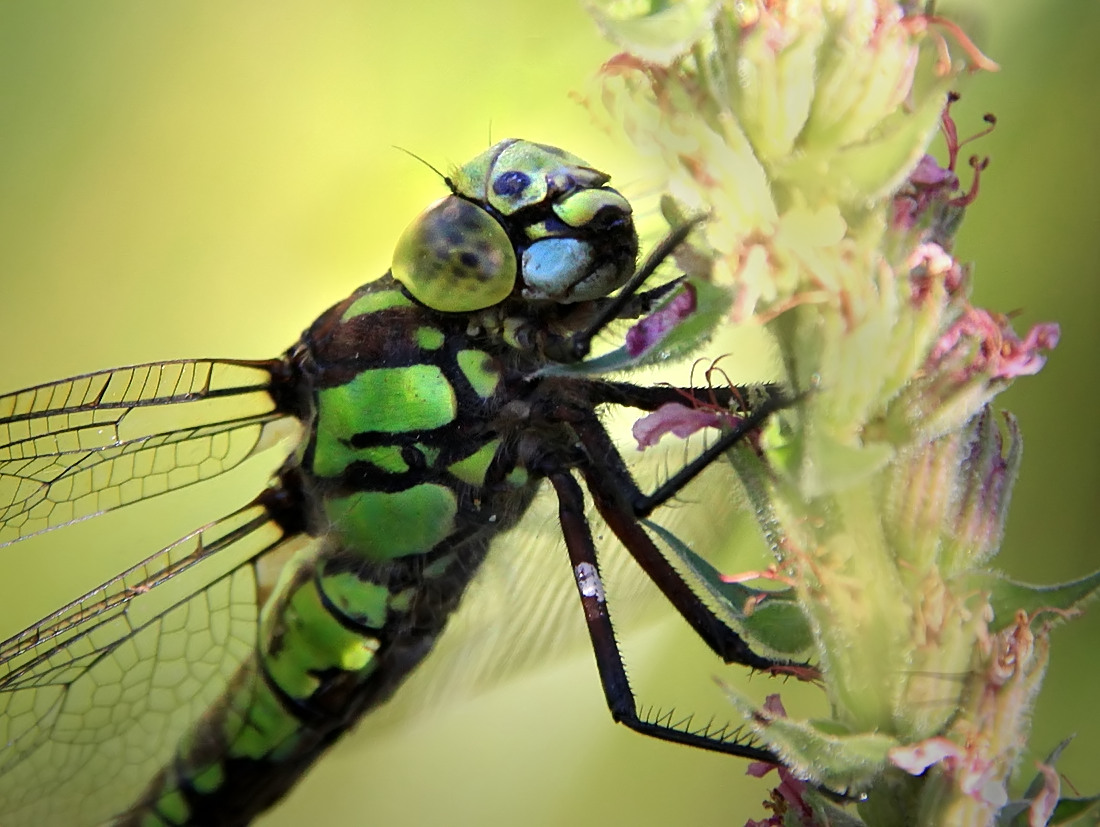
(391, 145), (447, 184)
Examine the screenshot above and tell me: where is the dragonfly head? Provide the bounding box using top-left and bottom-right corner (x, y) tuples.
(391, 139), (638, 313)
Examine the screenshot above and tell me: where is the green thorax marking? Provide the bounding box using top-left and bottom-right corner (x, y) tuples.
(323, 485), (458, 560)
(311, 364), (457, 476)
(340, 287), (414, 321)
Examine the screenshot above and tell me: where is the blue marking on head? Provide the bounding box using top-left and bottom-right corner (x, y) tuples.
(493, 170), (531, 198)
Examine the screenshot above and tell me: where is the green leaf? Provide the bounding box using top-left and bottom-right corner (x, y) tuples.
(1049, 795), (1100, 825)
(1001, 738), (1100, 827)
(542, 343), (639, 376)
(722, 686), (896, 791)
(952, 569), (1100, 632)
(643, 518), (814, 657)
(1023, 737), (1075, 800)
(1003, 794), (1100, 827)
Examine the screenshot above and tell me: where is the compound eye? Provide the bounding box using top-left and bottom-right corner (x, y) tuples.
(391, 196), (517, 312)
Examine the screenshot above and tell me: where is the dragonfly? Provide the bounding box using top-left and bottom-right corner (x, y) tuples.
(0, 139), (790, 826)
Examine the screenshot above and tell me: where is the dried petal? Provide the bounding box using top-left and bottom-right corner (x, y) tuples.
(1028, 763), (1060, 827)
(910, 153), (957, 188)
(890, 736), (962, 774)
(929, 307), (1060, 382)
(907, 241), (965, 302)
(632, 401), (737, 449)
(625, 284), (697, 357)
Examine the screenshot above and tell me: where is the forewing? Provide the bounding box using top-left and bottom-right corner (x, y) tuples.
(0, 502), (310, 827)
(0, 359), (290, 545)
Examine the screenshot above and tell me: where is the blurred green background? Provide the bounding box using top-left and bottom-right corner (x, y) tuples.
(0, 2), (1095, 825)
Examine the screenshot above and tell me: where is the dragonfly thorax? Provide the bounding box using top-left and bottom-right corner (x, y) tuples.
(282, 274), (577, 563)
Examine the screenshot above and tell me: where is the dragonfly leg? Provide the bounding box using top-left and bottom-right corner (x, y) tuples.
(577, 379), (784, 415)
(559, 381), (791, 517)
(566, 410), (789, 671)
(548, 470), (777, 761)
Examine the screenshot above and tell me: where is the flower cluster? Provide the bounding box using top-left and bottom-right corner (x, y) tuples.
(587, 2), (1093, 825)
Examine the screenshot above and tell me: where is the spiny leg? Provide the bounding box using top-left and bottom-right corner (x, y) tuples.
(563, 376), (793, 515)
(548, 470), (776, 761)
(566, 410), (782, 671)
(575, 379), (784, 420)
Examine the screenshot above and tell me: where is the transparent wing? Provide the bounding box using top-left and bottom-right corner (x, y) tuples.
(382, 398), (773, 722)
(0, 502), (308, 827)
(0, 359), (288, 545)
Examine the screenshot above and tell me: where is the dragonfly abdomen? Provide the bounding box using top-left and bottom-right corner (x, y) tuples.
(123, 532), (502, 825)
